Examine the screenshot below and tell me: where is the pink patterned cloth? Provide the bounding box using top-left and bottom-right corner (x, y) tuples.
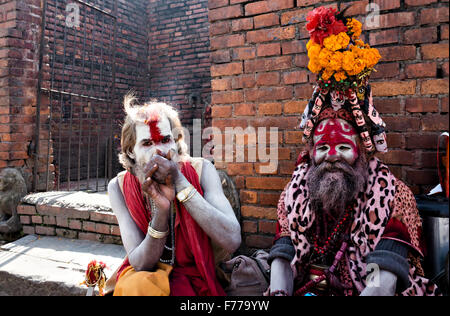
(278, 156), (438, 296)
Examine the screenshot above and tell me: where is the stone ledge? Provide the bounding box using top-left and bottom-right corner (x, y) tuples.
(0, 235), (126, 296)
(17, 191), (122, 245)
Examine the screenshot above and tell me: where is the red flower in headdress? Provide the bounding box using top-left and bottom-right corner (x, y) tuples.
(306, 7), (348, 46)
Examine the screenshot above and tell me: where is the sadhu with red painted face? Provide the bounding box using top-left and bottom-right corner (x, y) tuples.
(107, 95), (241, 296)
(267, 7), (440, 296)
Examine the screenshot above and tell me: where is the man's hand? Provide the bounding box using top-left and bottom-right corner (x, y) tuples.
(148, 149), (180, 185)
(142, 163), (175, 214)
(360, 270), (398, 296)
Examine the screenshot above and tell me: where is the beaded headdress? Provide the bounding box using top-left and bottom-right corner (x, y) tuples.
(300, 6), (388, 154)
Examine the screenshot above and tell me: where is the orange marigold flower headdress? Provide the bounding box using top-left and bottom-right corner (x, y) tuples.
(301, 6), (387, 155)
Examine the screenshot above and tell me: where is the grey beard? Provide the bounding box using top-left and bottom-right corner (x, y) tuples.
(306, 155), (368, 218)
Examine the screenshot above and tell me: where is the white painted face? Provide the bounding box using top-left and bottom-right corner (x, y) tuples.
(373, 133), (388, 153)
(129, 114), (177, 165)
(312, 119), (360, 166)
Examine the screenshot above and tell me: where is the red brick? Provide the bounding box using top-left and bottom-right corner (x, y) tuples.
(371, 81), (416, 96)
(259, 220), (277, 234)
(256, 72), (280, 86)
(83, 221), (96, 232)
(246, 26), (296, 43)
(244, 56), (292, 73)
(95, 223), (111, 235)
(246, 176), (289, 190)
(245, 86), (293, 101)
(232, 74), (256, 89)
(283, 70), (308, 84)
(377, 46), (416, 62)
(379, 150), (414, 165)
(404, 27), (437, 44)
(209, 5), (243, 22)
(370, 63), (400, 79)
(210, 21), (231, 36)
(242, 220), (258, 233)
(405, 62), (437, 78)
(374, 0), (401, 10)
(284, 100), (307, 114)
(43, 215), (56, 225)
(212, 91), (244, 104)
(281, 8), (309, 25)
(421, 114), (450, 131)
(258, 102), (282, 115)
(209, 0), (229, 9)
(405, 0), (437, 6)
(406, 97), (439, 113)
(22, 226), (35, 235)
(254, 13), (279, 29)
(241, 205), (278, 220)
(35, 226), (55, 236)
(259, 192), (281, 206)
(420, 7), (449, 25)
(111, 225), (121, 236)
(210, 34), (245, 50)
(442, 97), (449, 113)
(211, 105), (233, 118)
(245, 0), (294, 16)
(422, 43), (449, 59)
(282, 40), (306, 55)
(245, 235), (273, 249)
(232, 47), (256, 60)
(294, 84), (315, 99)
(231, 17), (254, 31)
(31, 215), (42, 224)
(211, 62), (243, 77)
(340, 0), (369, 16)
(226, 163), (254, 175)
(257, 43), (281, 57)
(364, 12), (415, 30)
(17, 204), (36, 215)
(235, 103), (256, 116)
(383, 116), (421, 131)
(296, 0), (322, 7)
(285, 131), (303, 144)
(442, 24), (449, 40)
(240, 190), (258, 204)
(20, 216), (30, 225)
(212, 78), (232, 91)
(420, 79), (449, 95)
(386, 133), (405, 148)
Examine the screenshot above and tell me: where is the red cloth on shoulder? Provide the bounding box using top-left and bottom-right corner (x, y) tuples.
(116, 162), (225, 296)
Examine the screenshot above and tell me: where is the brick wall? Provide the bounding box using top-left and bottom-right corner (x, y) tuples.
(0, 0), (44, 191)
(208, 0), (449, 252)
(0, 0), (150, 191)
(147, 0), (211, 137)
(17, 203), (121, 244)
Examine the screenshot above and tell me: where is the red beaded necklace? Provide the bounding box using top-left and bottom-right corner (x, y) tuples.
(312, 205), (352, 256)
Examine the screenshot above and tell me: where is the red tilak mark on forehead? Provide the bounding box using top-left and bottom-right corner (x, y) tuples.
(145, 118), (164, 144)
(314, 119), (358, 156)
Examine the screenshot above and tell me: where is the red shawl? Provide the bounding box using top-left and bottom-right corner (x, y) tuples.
(116, 162), (225, 296)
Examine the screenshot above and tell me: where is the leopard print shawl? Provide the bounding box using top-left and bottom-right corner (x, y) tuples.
(279, 157), (438, 295)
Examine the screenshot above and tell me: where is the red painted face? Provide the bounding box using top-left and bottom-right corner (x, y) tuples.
(313, 118), (359, 165)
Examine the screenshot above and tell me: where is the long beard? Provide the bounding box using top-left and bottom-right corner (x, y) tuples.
(306, 155), (368, 218)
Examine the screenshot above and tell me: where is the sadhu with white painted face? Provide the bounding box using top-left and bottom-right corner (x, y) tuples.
(107, 95), (241, 296)
(267, 7), (440, 296)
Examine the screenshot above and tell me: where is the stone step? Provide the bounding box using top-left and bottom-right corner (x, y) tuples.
(0, 235), (126, 296)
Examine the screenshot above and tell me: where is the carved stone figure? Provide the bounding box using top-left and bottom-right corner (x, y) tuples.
(0, 168), (27, 234)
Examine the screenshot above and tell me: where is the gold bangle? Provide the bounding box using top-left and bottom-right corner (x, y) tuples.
(176, 185), (195, 203)
(147, 225), (169, 239)
(182, 188), (197, 203)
